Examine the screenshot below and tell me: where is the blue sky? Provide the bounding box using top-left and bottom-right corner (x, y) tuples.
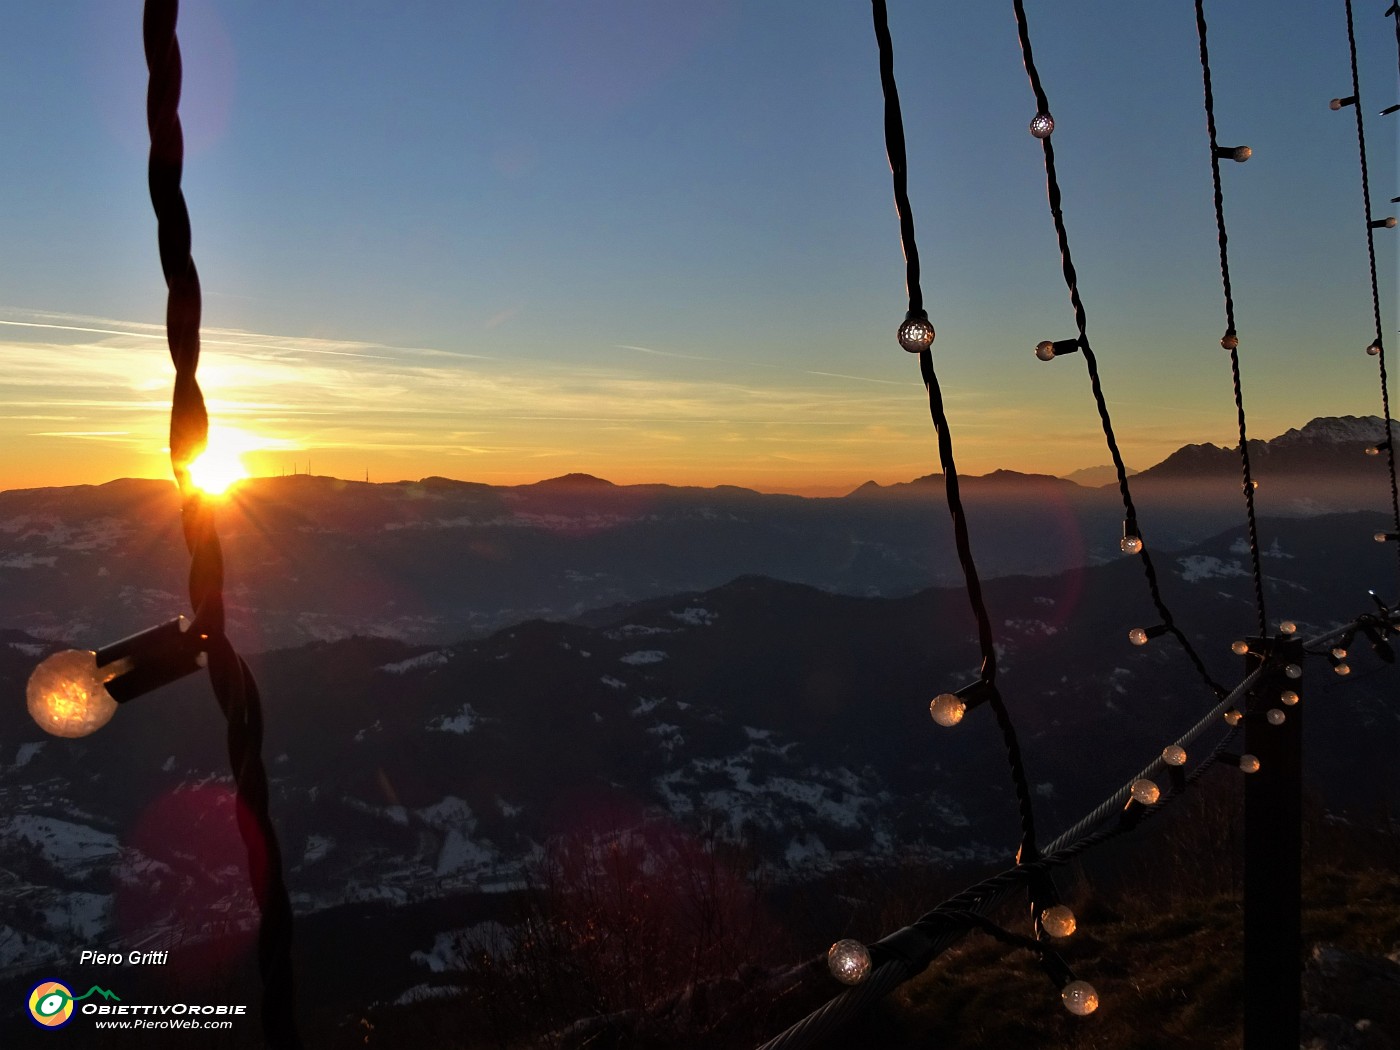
(0, 1), (1395, 492)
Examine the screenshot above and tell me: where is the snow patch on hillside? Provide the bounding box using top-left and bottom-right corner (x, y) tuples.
(1178, 555), (1249, 582)
(621, 650), (666, 665)
(381, 651), (449, 674)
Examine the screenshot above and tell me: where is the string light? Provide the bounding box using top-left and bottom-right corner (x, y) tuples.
(1280, 690), (1299, 706)
(1034, 337), (1081, 361)
(1224, 708), (1243, 725)
(1162, 744), (1188, 766)
(827, 940), (872, 985)
(1376, 532), (1400, 543)
(1368, 341), (1383, 356)
(1120, 519), (1144, 555)
(929, 680), (997, 727)
(1230, 640), (1250, 655)
(1213, 144), (1252, 162)
(1330, 646), (1347, 659)
(1285, 663), (1303, 679)
(1060, 980), (1099, 1016)
(1266, 709), (1286, 726)
(1129, 779), (1161, 805)
(1129, 624), (1168, 646)
(1369, 216), (1398, 229)
(1040, 906), (1077, 938)
(1029, 112), (1054, 138)
(1240, 754), (1261, 774)
(1331, 94), (1358, 109)
(1279, 621), (1298, 635)
(1220, 330), (1240, 350)
(897, 312), (936, 353)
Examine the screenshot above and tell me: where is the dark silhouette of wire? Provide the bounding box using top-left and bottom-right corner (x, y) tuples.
(1194, 0), (1268, 637)
(143, 2), (300, 1045)
(870, 0), (1040, 866)
(1342, 0), (1400, 586)
(1012, 0), (1226, 698)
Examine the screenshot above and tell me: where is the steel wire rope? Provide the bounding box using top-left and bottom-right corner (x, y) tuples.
(1011, 0), (1227, 699)
(1341, 0), (1400, 586)
(1194, 0), (1268, 637)
(143, 2), (301, 1045)
(871, 0), (1040, 865)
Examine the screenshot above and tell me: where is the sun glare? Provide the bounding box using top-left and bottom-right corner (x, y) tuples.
(183, 425), (288, 496)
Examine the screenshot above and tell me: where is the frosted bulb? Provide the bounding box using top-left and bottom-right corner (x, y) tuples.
(1279, 621), (1297, 635)
(26, 650), (128, 738)
(1330, 97), (1352, 110)
(1267, 708), (1286, 725)
(930, 692), (966, 727)
(1280, 690), (1299, 706)
(1061, 980), (1099, 1016)
(1220, 332), (1240, 351)
(1376, 532), (1389, 543)
(1377, 217), (1398, 229)
(1333, 662), (1351, 677)
(1331, 647), (1348, 659)
(1128, 627), (1149, 646)
(1041, 905), (1077, 938)
(828, 939), (871, 985)
(1130, 778), (1160, 805)
(1230, 640), (1249, 655)
(1285, 663), (1302, 679)
(1162, 744), (1187, 766)
(1366, 446), (1381, 456)
(1035, 341), (1057, 362)
(1230, 146), (1252, 162)
(897, 316), (935, 353)
(1120, 535), (1143, 555)
(1029, 113), (1055, 138)
(1224, 709), (1243, 726)
(1368, 342), (1382, 356)
(1239, 754), (1261, 774)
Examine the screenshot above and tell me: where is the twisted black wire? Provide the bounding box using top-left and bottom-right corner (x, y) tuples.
(1011, 0), (1226, 698)
(144, 3), (300, 1045)
(1195, 0), (1268, 637)
(871, 0), (1039, 866)
(1390, 3), (1400, 78)
(1343, 0), (1400, 584)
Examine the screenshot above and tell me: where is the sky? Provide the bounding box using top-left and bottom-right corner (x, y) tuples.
(0, 1), (1395, 495)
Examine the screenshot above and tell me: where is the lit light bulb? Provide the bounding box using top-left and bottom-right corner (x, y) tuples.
(1368, 342), (1382, 356)
(1061, 980), (1099, 1016)
(1366, 446), (1381, 456)
(1333, 662), (1351, 677)
(1230, 640), (1249, 655)
(1331, 647), (1347, 659)
(1121, 535), (1143, 555)
(1280, 690), (1299, 706)
(1162, 744), (1187, 766)
(828, 939), (872, 985)
(1285, 663), (1302, 679)
(1035, 341), (1057, 362)
(1279, 621), (1297, 635)
(930, 692), (966, 727)
(1030, 113), (1055, 138)
(1370, 217), (1398, 229)
(26, 650), (129, 738)
(1130, 778), (1160, 805)
(1229, 145), (1252, 162)
(1376, 532), (1389, 543)
(1224, 709), (1243, 726)
(1220, 331), (1240, 350)
(1267, 708), (1286, 725)
(897, 314), (935, 353)
(1129, 627), (1149, 646)
(1041, 905), (1077, 938)
(1330, 95), (1357, 110)
(1239, 754), (1261, 774)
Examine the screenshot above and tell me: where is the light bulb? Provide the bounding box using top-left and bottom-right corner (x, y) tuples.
(1279, 621), (1297, 635)
(1229, 145), (1252, 162)
(1376, 532), (1389, 543)
(930, 692), (966, 727)
(1267, 708), (1286, 725)
(828, 939), (872, 985)
(1041, 905), (1077, 938)
(1030, 113), (1055, 138)
(1366, 446), (1382, 456)
(1331, 647), (1347, 659)
(1129, 627), (1149, 646)
(1285, 663), (1302, 679)
(1239, 754), (1261, 774)
(1130, 778), (1160, 805)
(1330, 95), (1357, 110)
(1231, 640), (1249, 655)
(1333, 662), (1351, 677)
(26, 650), (129, 738)
(1224, 708), (1243, 726)
(1162, 744), (1187, 766)
(1121, 535), (1143, 555)
(1370, 217), (1398, 229)
(1368, 342), (1382, 356)
(897, 314), (935, 353)
(1220, 331), (1240, 350)
(1035, 340), (1057, 362)
(1061, 980), (1099, 1016)
(1281, 690), (1299, 706)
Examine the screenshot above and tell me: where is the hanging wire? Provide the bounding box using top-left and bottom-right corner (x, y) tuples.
(1341, 0), (1400, 587)
(143, 2), (301, 1045)
(1194, 0), (1268, 637)
(871, 0), (1040, 865)
(1012, 0), (1226, 698)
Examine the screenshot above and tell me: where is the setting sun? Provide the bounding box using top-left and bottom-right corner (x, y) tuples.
(187, 445), (249, 495)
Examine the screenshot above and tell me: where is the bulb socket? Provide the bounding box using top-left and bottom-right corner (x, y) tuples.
(1330, 95), (1358, 110)
(1370, 217), (1398, 229)
(1213, 144), (1252, 163)
(95, 617), (205, 704)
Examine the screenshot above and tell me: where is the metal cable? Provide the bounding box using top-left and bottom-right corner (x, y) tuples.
(143, 2), (301, 1045)
(1194, 0), (1268, 637)
(871, 0), (1040, 864)
(1343, 0), (1400, 585)
(1011, 0), (1227, 699)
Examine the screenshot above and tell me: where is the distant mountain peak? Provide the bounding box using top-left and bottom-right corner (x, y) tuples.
(531, 473), (615, 488)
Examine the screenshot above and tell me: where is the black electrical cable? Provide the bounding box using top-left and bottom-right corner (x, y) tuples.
(1342, 0), (1400, 586)
(1195, 0), (1268, 637)
(1012, 0), (1227, 699)
(143, 2), (301, 1045)
(870, 0), (1040, 866)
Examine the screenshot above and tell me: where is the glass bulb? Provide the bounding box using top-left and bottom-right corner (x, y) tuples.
(1230, 145), (1252, 162)
(828, 939), (871, 985)
(1231, 640), (1249, 655)
(1220, 332), (1239, 350)
(1382, 217), (1398, 228)
(1061, 980), (1099, 1016)
(929, 692), (966, 727)
(1130, 778), (1160, 805)
(1367, 342), (1382, 356)
(1376, 532), (1389, 543)
(1224, 708), (1243, 726)
(1239, 754), (1261, 774)
(1279, 621), (1297, 635)
(1331, 647), (1347, 659)
(1267, 708), (1285, 725)
(1041, 905), (1077, 938)
(1035, 340), (1057, 362)
(897, 316), (935, 353)
(1280, 690), (1299, 706)
(1366, 446), (1381, 456)
(1162, 744), (1187, 766)
(1285, 663), (1302, 679)
(1128, 627), (1149, 646)
(1333, 662), (1351, 676)
(1121, 535), (1143, 555)
(26, 650), (128, 738)
(1330, 98), (1347, 110)
(1029, 113), (1055, 138)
